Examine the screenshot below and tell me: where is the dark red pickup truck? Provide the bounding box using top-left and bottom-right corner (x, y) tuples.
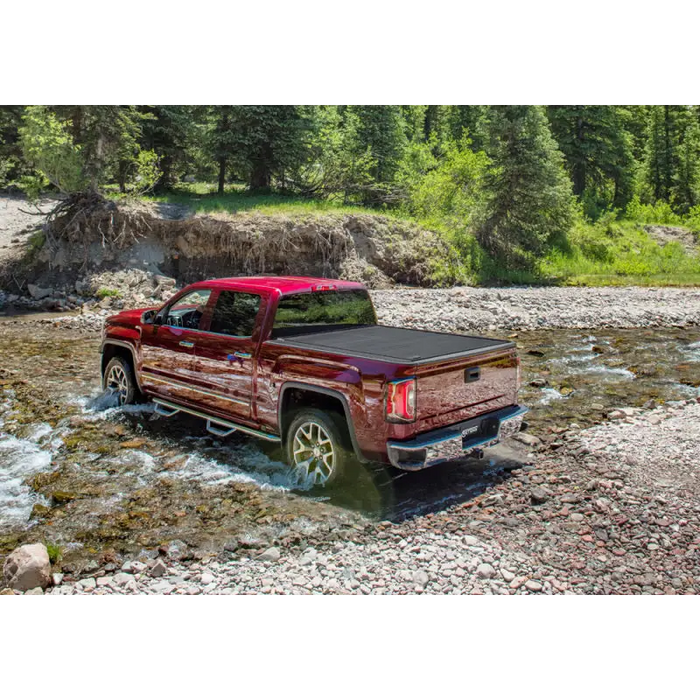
(101, 276), (526, 486)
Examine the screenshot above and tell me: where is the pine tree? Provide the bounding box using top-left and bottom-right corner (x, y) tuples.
(139, 106), (198, 191)
(643, 105), (700, 212)
(547, 105), (634, 215)
(0, 106), (27, 186)
(345, 106), (407, 185)
(52, 106), (146, 192)
(207, 106), (313, 193)
(445, 106), (488, 150)
(478, 106), (574, 266)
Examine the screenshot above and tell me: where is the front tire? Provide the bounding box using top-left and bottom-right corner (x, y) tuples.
(285, 409), (351, 487)
(103, 356), (138, 406)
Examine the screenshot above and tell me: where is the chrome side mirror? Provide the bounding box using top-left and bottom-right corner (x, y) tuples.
(141, 309), (156, 324)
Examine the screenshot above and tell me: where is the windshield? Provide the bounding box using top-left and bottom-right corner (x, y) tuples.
(272, 289), (377, 337)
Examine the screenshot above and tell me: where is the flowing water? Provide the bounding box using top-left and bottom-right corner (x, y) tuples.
(0, 321), (698, 566)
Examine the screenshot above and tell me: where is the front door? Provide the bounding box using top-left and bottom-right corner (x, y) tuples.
(140, 288), (212, 405)
(191, 289), (263, 422)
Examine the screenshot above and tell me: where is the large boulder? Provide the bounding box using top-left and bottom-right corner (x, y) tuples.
(3, 543), (52, 591)
(27, 284), (53, 300)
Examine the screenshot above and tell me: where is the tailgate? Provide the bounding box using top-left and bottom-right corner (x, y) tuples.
(414, 348), (519, 433)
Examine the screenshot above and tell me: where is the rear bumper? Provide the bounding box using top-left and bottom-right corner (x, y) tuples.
(386, 405), (528, 471)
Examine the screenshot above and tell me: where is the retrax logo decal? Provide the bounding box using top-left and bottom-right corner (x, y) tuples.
(462, 425), (479, 437)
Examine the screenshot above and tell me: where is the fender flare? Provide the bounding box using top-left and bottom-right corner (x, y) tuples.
(100, 339), (143, 392)
(278, 381), (367, 462)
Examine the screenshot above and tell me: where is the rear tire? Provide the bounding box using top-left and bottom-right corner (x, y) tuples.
(285, 409), (352, 487)
(103, 356), (138, 406)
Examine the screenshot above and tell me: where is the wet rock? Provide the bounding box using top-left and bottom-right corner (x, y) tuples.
(2, 543), (51, 591)
(51, 491), (78, 505)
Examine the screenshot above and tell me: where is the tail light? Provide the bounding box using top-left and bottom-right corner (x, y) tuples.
(386, 378), (416, 423)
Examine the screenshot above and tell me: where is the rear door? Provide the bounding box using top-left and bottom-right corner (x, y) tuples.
(190, 289), (264, 421)
(140, 287), (212, 405)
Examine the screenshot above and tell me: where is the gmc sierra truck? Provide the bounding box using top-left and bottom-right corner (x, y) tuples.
(101, 276), (527, 486)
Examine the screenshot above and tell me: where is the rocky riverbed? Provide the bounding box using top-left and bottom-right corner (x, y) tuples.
(35, 399), (700, 595)
(1, 321), (699, 594)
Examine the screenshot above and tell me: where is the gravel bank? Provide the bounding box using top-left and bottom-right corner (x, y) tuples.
(6, 283), (700, 335)
(17, 398), (697, 595)
(373, 286), (700, 332)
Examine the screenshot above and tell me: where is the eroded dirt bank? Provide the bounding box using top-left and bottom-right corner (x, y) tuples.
(0, 195), (463, 293)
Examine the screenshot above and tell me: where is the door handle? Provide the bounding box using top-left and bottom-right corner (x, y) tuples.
(179, 341), (195, 348)
(233, 351), (252, 359)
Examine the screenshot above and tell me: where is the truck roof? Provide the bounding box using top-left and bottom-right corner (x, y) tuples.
(197, 276), (366, 295)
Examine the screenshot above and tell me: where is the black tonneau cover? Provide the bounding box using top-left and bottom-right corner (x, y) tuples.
(266, 325), (515, 365)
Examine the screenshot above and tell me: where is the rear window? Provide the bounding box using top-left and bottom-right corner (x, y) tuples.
(272, 290), (377, 337)
(209, 291), (261, 337)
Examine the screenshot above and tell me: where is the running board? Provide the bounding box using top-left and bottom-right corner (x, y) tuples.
(206, 420), (236, 438)
(155, 403), (180, 418)
(152, 398), (281, 442)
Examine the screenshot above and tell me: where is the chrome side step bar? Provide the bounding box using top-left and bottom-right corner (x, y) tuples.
(155, 403), (180, 418)
(206, 420), (236, 438)
(152, 398), (281, 442)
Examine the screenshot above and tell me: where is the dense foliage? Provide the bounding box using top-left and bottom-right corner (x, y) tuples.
(2, 104), (700, 274)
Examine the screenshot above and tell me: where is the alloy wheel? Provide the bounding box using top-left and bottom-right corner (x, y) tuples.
(291, 421), (335, 486)
(106, 364), (129, 406)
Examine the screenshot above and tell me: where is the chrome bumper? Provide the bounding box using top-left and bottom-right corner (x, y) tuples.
(386, 405), (528, 471)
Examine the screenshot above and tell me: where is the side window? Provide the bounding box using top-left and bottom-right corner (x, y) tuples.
(209, 291), (261, 338)
(162, 289), (211, 329)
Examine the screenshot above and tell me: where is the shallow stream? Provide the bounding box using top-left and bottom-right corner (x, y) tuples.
(0, 322), (698, 567)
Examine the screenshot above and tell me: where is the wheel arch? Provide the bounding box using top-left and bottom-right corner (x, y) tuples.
(101, 340), (142, 392)
(278, 382), (367, 462)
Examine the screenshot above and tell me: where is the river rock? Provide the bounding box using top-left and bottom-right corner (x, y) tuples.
(27, 284), (53, 300)
(514, 433), (541, 447)
(258, 547), (281, 562)
(2, 543), (51, 591)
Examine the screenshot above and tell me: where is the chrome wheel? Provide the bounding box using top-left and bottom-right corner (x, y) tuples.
(292, 421), (335, 486)
(106, 364), (130, 406)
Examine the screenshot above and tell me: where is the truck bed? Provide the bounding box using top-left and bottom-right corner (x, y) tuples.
(267, 325), (515, 365)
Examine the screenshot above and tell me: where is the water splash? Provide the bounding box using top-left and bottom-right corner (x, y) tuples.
(539, 388), (566, 405)
(0, 433), (52, 529)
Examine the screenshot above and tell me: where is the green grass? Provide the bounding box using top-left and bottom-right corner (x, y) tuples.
(45, 542), (62, 565)
(539, 219), (700, 286)
(140, 182), (404, 218)
(96, 287), (121, 299)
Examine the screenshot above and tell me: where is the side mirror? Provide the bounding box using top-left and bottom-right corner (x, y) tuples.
(141, 309), (156, 325)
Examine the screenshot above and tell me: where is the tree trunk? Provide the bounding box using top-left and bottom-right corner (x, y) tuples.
(218, 157), (226, 195)
(250, 161), (271, 191)
(572, 116), (586, 196)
